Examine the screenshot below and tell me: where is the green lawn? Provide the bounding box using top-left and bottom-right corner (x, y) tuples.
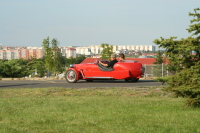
(0, 87), (199, 133)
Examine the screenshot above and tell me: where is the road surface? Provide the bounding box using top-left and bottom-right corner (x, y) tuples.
(0, 79), (164, 89)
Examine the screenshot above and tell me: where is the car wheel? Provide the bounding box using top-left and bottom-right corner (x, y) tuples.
(125, 78), (139, 82)
(125, 79), (131, 82)
(131, 78), (139, 82)
(65, 70), (77, 83)
(86, 79), (93, 82)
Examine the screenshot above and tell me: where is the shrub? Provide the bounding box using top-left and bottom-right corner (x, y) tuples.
(165, 63), (200, 107)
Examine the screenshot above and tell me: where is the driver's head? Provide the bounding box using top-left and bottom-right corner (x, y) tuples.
(110, 54), (116, 60)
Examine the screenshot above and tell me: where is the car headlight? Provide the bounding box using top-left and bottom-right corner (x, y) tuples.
(69, 64), (74, 68)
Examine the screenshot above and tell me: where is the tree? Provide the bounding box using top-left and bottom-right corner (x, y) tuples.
(153, 50), (165, 64)
(64, 55), (86, 68)
(100, 43), (114, 60)
(0, 60), (7, 78)
(42, 37), (54, 76)
(27, 58), (46, 77)
(42, 37), (65, 76)
(51, 38), (65, 74)
(76, 55), (86, 64)
(153, 8), (200, 107)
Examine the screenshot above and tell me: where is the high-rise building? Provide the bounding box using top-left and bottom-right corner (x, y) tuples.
(66, 48), (76, 58)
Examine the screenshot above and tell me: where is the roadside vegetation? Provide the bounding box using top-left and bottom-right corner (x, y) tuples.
(0, 87), (200, 133)
(154, 8), (200, 107)
(0, 54), (86, 78)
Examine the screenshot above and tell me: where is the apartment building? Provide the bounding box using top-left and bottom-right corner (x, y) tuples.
(116, 45), (156, 51)
(0, 49), (24, 60)
(0, 50), (6, 59)
(27, 47), (43, 59)
(76, 47), (91, 55)
(90, 45), (103, 55)
(0, 45), (156, 60)
(20, 49), (29, 60)
(66, 48), (76, 58)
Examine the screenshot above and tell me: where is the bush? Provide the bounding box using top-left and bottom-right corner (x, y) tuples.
(155, 77), (169, 85)
(165, 62), (200, 107)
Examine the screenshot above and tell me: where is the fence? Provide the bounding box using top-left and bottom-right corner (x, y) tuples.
(143, 64), (174, 78)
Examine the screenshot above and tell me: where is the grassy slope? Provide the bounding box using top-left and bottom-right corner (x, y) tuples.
(0, 87), (200, 133)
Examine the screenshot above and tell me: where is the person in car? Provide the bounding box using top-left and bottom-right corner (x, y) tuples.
(119, 53), (125, 62)
(99, 54), (118, 68)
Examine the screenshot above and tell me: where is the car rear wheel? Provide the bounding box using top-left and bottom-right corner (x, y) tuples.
(131, 78), (139, 82)
(125, 78), (139, 82)
(65, 70), (77, 83)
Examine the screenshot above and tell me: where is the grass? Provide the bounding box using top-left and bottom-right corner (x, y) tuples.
(0, 87), (200, 133)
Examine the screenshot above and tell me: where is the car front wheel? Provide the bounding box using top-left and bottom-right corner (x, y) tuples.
(65, 69), (77, 83)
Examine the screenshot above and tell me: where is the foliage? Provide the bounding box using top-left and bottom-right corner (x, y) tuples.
(165, 62), (200, 107)
(51, 38), (65, 73)
(42, 37), (86, 75)
(0, 59), (29, 78)
(153, 8), (200, 107)
(154, 36), (200, 73)
(42, 37), (54, 73)
(0, 60), (7, 77)
(100, 43), (114, 60)
(155, 77), (169, 85)
(42, 37), (65, 75)
(0, 55), (86, 78)
(64, 55), (86, 67)
(75, 55), (86, 64)
(27, 58), (46, 77)
(153, 50), (165, 64)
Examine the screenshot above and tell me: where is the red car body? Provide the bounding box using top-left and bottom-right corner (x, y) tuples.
(65, 60), (144, 83)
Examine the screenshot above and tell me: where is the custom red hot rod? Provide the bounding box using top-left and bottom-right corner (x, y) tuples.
(65, 60), (144, 83)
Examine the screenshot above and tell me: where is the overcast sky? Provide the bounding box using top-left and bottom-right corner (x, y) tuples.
(0, 0), (199, 47)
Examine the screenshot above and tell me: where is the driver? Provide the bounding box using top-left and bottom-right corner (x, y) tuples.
(99, 54), (118, 68)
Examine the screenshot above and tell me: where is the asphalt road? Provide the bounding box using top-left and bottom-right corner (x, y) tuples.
(0, 79), (164, 89)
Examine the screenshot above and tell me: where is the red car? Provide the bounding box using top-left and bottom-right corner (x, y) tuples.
(65, 60), (144, 83)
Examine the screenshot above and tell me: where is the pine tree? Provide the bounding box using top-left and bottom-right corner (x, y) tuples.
(153, 8), (200, 107)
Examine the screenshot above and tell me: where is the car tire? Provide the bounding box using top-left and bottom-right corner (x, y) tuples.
(125, 78), (139, 82)
(125, 79), (130, 82)
(131, 78), (139, 82)
(65, 69), (77, 83)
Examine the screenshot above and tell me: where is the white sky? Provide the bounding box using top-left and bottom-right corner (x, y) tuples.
(0, 0), (199, 47)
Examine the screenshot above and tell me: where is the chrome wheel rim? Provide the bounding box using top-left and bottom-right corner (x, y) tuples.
(67, 70), (76, 82)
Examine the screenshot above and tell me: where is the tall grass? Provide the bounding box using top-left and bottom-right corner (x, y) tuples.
(0, 87), (199, 133)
